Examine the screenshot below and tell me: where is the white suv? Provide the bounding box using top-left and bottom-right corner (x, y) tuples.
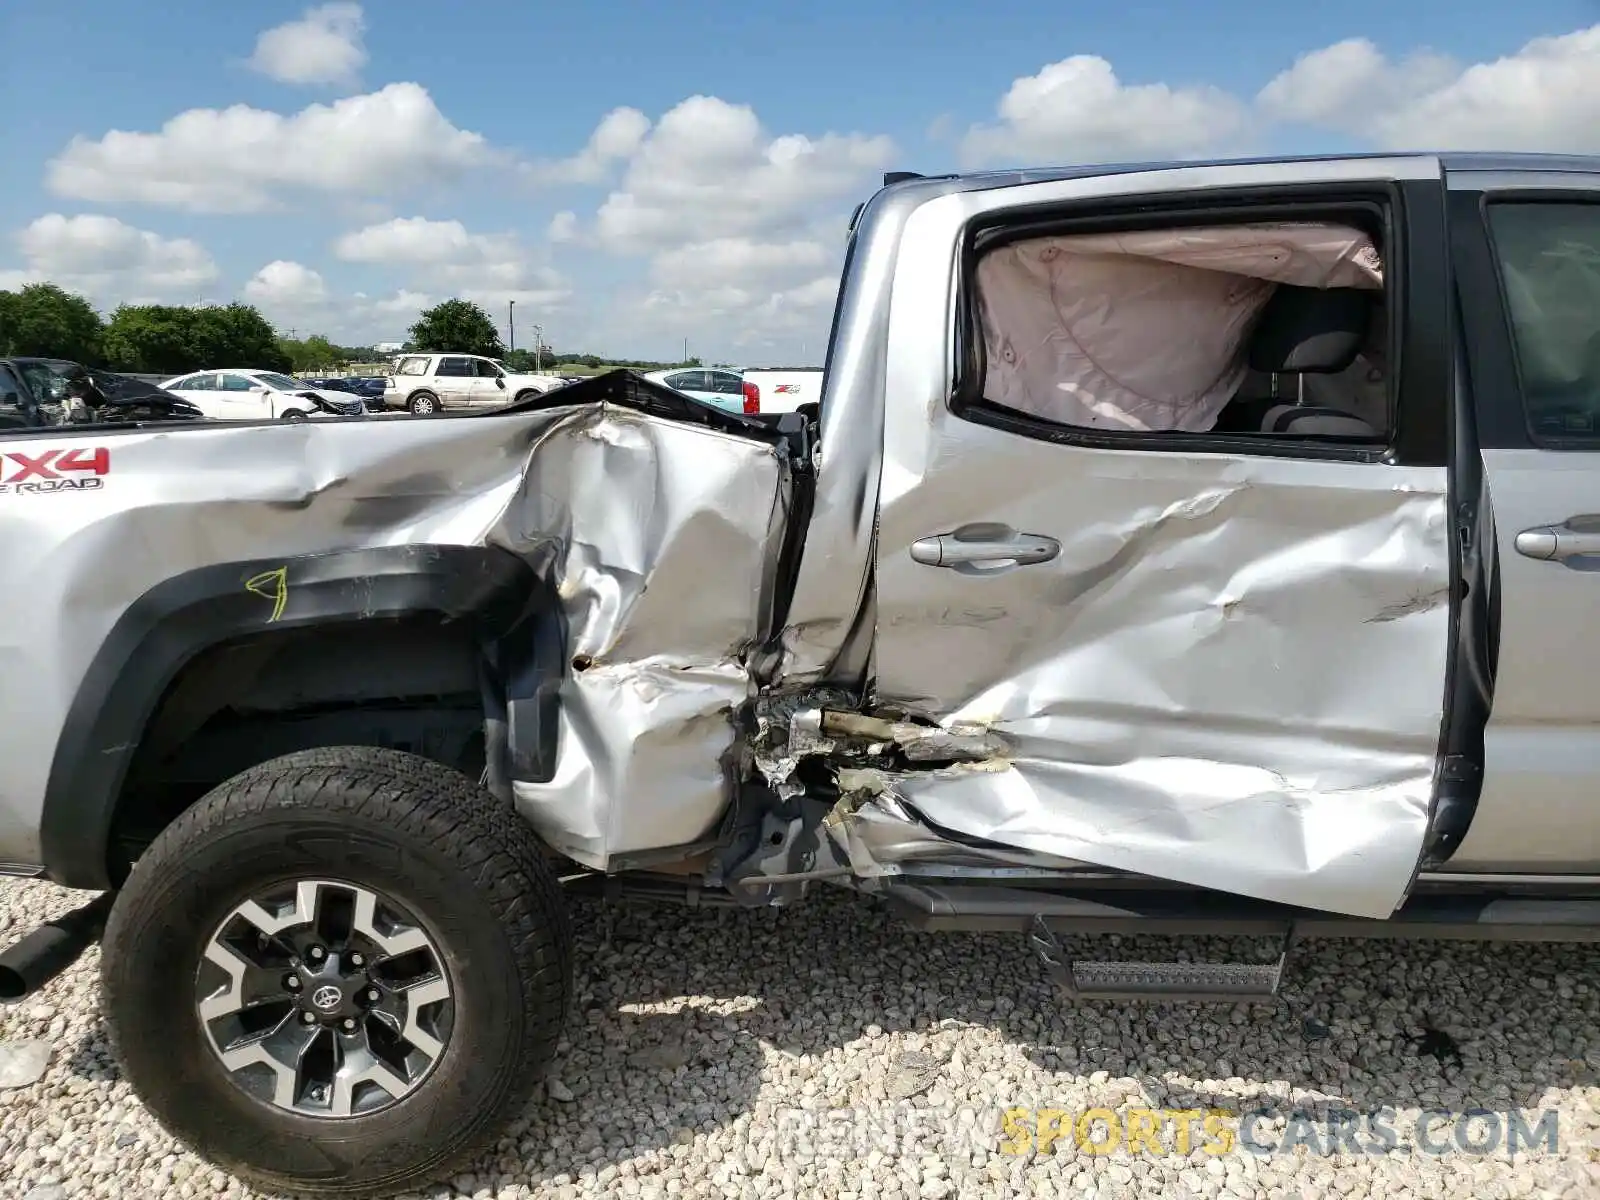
(384, 353), (566, 415)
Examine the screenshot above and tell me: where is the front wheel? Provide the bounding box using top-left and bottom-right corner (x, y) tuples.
(281, 409), (309, 422)
(100, 746), (572, 1198)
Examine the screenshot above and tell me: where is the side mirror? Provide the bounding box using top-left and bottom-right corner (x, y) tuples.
(495, 377), (506, 389)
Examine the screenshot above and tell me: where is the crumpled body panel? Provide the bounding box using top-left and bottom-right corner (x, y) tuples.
(867, 426), (1451, 918)
(496, 408), (791, 866)
(977, 222), (1383, 432)
(0, 380), (790, 872)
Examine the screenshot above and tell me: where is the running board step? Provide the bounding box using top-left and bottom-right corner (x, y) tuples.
(1028, 915), (1288, 1003)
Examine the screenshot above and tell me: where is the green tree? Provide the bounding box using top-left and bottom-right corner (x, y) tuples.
(408, 300), (504, 357)
(103, 301), (289, 375)
(191, 303), (289, 371)
(278, 334), (341, 371)
(103, 305), (199, 374)
(302, 334), (340, 369)
(0, 283), (104, 361)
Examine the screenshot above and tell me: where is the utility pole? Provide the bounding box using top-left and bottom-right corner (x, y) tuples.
(532, 324), (543, 373)
(683, 336), (688, 364)
(508, 300), (516, 353)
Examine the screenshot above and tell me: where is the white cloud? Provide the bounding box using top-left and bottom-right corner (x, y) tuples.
(649, 237), (834, 291)
(547, 211), (580, 243)
(248, 3), (367, 87)
(538, 96), (886, 360)
(1255, 39), (1455, 129)
(46, 83), (497, 213)
(334, 215), (518, 266)
(244, 260), (328, 306)
(588, 95), (894, 252)
(239, 262), (433, 344)
(960, 55), (1250, 167)
(525, 107), (651, 185)
(334, 216), (569, 310)
(2, 214), (218, 303)
(1259, 26), (1600, 152)
(620, 235), (843, 359)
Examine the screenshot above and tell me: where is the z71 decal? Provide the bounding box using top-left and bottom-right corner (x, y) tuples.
(0, 447), (111, 495)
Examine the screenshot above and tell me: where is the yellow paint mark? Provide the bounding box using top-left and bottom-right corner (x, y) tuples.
(245, 566), (289, 622)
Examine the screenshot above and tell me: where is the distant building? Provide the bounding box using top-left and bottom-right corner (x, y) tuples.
(374, 341), (404, 354)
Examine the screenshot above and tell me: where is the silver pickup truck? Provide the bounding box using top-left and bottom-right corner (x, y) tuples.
(2, 152), (1598, 1198)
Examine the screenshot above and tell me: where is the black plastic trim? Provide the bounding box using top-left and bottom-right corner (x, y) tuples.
(1446, 189), (1535, 450)
(499, 368), (791, 445)
(40, 544), (539, 890)
(883, 882), (1600, 941)
(950, 185), (1452, 468)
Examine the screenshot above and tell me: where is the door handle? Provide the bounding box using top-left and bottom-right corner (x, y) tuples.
(910, 530), (1060, 569)
(1515, 521), (1600, 562)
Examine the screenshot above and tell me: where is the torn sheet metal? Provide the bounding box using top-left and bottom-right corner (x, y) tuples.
(496, 405), (792, 867)
(0, 370), (790, 871)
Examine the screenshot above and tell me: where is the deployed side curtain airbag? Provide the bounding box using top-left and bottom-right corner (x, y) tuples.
(975, 223), (1384, 432)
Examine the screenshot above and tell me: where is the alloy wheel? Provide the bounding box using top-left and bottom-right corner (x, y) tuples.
(193, 879), (454, 1119)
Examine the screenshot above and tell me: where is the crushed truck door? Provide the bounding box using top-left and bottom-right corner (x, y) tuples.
(865, 159), (1456, 920)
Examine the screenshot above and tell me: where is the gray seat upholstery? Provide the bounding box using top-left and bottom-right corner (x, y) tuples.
(1242, 284), (1382, 438)
(1260, 403), (1380, 436)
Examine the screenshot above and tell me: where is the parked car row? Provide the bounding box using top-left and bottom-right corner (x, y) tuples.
(1, 352), (823, 431)
(158, 369), (369, 420)
(644, 365), (822, 415)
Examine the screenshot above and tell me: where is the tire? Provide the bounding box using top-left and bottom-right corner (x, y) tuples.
(281, 409), (309, 422)
(407, 392), (439, 416)
(100, 746), (572, 1199)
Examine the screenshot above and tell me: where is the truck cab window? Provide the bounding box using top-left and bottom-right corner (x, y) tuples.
(1486, 201), (1600, 442)
(969, 220), (1392, 447)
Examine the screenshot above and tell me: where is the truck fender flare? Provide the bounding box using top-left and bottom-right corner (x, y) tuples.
(40, 544), (542, 890)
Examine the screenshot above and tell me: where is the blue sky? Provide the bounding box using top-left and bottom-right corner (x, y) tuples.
(2, 0), (1598, 362)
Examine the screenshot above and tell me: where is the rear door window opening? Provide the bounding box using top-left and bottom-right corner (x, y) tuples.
(953, 197), (1406, 463)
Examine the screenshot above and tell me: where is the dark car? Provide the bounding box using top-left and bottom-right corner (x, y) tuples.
(0, 358), (207, 428)
(304, 375), (389, 411)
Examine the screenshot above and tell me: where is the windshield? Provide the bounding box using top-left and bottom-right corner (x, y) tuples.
(15, 360), (76, 401)
(255, 372), (304, 390)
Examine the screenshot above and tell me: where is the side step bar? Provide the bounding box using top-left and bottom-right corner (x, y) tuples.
(886, 882), (1600, 1003)
(1029, 915), (1290, 1003)
(883, 882), (1600, 941)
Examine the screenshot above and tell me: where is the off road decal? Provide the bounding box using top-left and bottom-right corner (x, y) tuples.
(0, 446), (110, 495)
(775, 384), (802, 393)
(245, 566), (290, 622)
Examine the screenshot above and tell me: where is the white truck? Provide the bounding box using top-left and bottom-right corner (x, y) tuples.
(742, 367), (822, 414)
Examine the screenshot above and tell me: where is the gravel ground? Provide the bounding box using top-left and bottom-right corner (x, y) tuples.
(3, 876), (1600, 1200)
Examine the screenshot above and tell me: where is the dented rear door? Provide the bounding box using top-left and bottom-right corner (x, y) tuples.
(865, 159), (1454, 919)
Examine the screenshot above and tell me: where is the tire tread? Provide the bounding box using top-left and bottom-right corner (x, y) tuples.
(100, 745), (572, 1198)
